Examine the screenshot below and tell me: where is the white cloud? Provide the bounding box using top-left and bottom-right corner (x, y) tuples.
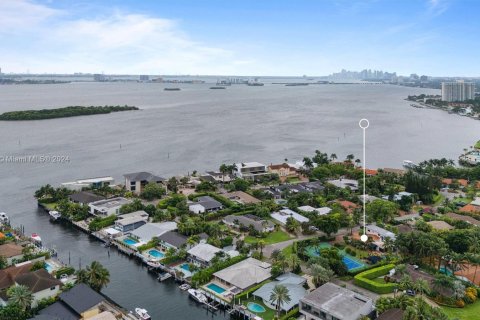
(0, 1), (254, 75)
(427, 0), (449, 16)
(0, 0), (61, 32)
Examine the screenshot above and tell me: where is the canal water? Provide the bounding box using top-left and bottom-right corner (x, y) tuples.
(1, 81), (479, 318)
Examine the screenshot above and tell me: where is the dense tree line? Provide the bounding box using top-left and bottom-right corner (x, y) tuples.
(0, 105), (138, 120)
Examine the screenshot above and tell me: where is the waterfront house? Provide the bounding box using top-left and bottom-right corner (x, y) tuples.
(88, 197), (132, 216)
(201, 171), (233, 183)
(37, 283), (123, 320)
(0, 262), (32, 301)
(327, 178), (359, 191)
(459, 204), (480, 214)
(158, 231), (188, 251)
(223, 214), (275, 233)
(365, 224), (396, 251)
(252, 273), (307, 312)
(114, 210), (149, 233)
(299, 282), (374, 320)
(188, 196), (223, 214)
(123, 171), (165, 195)
(187, 243), (222, 267)
(268, 163), (301, 181)
(61, 176), (115, 191)
(0, 243), (24, 265)
(222, 191), (261, 205)
(298, 206), (332, 216)
(271, 208), (309, 225)
(129, 222), (177, 244)
(234, 162), (268, 181)
(14, 269), (63, 307)
(212, 258), (271, 292)
(445, 212), (480, 227)
(68, 191), (105, 205)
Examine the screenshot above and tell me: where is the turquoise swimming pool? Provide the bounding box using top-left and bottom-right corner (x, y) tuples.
(44, 262), (53, 273)
(206, 283), (226, 294)
(180, 263), (190, 271)
(123, 238), (138, 246)
(148, 249), (165, 259)
(247, 302), (266, 313)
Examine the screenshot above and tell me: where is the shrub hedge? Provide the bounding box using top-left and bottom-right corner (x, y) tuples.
(353, 263), (397, 294)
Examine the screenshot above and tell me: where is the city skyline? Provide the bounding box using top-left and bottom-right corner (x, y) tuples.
(1, 0), (479, 76)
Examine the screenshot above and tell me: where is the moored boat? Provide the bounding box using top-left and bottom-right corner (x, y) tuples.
(179, 283), (191, 291)
(49, 210), (61, 221)
(164, 87), (181, 91)
(188, 288), (208, 304)
(0, 212), (10, 224)
(135, 307), (151, 320)
(209, 86), (226, 89)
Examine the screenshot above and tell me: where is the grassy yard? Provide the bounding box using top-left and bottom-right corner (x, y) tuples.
(42, 202), (58, 210)
(244, 230), (292, 245)
(238, 295), (277, 320)
(453, 197), (472, 204)
(441, 301), (480, 320)
(433, 193), (445, 206)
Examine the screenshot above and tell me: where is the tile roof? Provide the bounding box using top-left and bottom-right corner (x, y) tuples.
(15, 269), (63, 293)
(68, 191), (105, 204)
(459, 204), (480, 213)
(445, 212), (480, 226)
(0, 243), (24, 258)
(123, 172), (165, 182)
(0, 262), (32, 290)
(213, 258), (271, 290)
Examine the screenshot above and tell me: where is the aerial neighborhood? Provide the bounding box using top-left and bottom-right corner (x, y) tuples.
(3, 148), (480, 320)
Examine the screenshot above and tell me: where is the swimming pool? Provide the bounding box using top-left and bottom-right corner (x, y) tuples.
(247, 302), (266, 313)
(180, 263), (190, 271)
(342, 256), (364, 271)
(44, 262), (53, 273)
(123, 238), (138, 246)
(148, 249), (165, 259)
(206, 283), (226, 294)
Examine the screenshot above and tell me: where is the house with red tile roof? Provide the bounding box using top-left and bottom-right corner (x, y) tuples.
(442, 178), (469, 187)
(337, 200), (359, 214)
(459, 204), (480, 214)
(364, 169), (378, 176)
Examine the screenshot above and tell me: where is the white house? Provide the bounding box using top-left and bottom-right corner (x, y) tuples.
(234, 162), (268, 180)
(271, 208), (309, 225)
(123, 171), (165, 195)
(88, 197), (132, 216)
(189, 196), (223, 214)
(298, 206), (331, 216)
(61, 176), (115, 191)
(13, 269), (63, 307)
(187, 243), (222, 267)
(129, 222), (177, 244)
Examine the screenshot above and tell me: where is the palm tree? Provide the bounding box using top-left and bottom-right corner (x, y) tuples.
(85, 261), (110, 291)
(288, 254), (301, 273)
(7, 285), (33, 311)
(269, 284), (291, 318)
(330, 153), (337, 162)
(399, 274), (413, 291)
(258, 240), (266, 256)
(413, 279), (430, 296)
(310, 264), (334, 287)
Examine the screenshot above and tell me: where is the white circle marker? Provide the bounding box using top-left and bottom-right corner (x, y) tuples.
(359, 118), (369, 242)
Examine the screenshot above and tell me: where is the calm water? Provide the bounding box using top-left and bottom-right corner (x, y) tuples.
(0, 82), (479, 319)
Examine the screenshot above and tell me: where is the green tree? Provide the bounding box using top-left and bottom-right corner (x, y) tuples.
(269, 284), (291, 318)
(310, 264), (334, 287)
(85, 261), (110, 291)
(366, 199), (398, 223)
(141, 182), (166, 200)
(314, 214), (340, 237)
(7, 285), (33, 311)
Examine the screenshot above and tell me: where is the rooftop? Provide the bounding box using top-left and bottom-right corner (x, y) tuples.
(253, 273), (307, 311)
(158, 231), (188, 248)
(223, 191), (261, 204)
(0, 242), (24, 258)
(187, 243), (221, 262)
(427, 220), (454, 230)
(445, 212), (480, 226)
(123, 171), (165, 182)
(301, 282), (372, 319)
(130, 222), (177, 242)
(89, 197), (132, 209)
(15, 269), (63, 293)
(193, 196), (223, 210)
(366, 224), (396, 239)
(271, 208), (309, 224)
(0, 262), (32, 290)
(213, 258), (271, 290)
(59, 283), (105, 315)
(223, 215), (274, 232)
(69, 191), (105, 204)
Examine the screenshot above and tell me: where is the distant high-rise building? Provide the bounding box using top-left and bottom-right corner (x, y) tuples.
(441, 80), (475, 102)
(139, 75), (149, 81)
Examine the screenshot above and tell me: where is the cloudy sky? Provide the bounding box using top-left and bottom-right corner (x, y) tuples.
(0, 0), (477, 76)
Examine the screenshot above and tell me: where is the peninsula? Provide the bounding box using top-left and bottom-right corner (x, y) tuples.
(0, 105), (139, 121)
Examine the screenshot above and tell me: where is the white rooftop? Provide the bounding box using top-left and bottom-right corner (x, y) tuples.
(213, 258), (271, 290)
(328, 179), (359, 190)
(130, 222), (177, 242)
(271, 208), (309, 224)
(187, 243), (221, 262)
(298, 206), (331, 216)
(236, 162), (266, 168)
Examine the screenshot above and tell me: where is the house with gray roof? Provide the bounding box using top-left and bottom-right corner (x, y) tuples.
(13, 269), (63, 307)
(253, 273), (307, 312)
(129, 222), (177, 243)
(223, 214), (274, 233)
(212, 258), (271, 291)
(68, 191), (105, 205)
(114, 210), (149, 233)
(189, 196), (223, 214)
(124, 171), (165, 195)
(300, 282), (373, 320)
(88, 197), (132, 217)
(158, 231), (188, 251)
(187, 243), (222, 267)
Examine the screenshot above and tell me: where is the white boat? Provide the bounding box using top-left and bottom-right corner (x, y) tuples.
(179, 283), (191, 291)
(135, 308), (151, 320)
(0, 212), (10, 224)
(157, 272), (172, 282)
(49, 210), (61, 221)
(403, 160), (417, 169)
(31, 233), (42, 243)
(188, 289), (208, 304)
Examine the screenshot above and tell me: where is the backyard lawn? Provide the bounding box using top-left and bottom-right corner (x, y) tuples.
(238, 295), (277, 320)
(441, 301), (480, 320)
(244, 230), (292, 245)
(42, 202), (58, 210)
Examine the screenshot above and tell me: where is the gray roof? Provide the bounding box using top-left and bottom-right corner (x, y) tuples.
(301, 282), (372, 319)
(187, 243), (221, 262)
(253, 273), (307, 311)
(158, 231), (188, 248)
(59, 283), (105, 314)
(213, 258), (271, 290)
(130, 222), (177, 242)
(195, 196), (223, 210)
(37, 301), (79, 320)
(123, 172), (165, 182)
(15, 269), (63, 293)
(223, 215), (274, 232)
(69, 191), (105, 205)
